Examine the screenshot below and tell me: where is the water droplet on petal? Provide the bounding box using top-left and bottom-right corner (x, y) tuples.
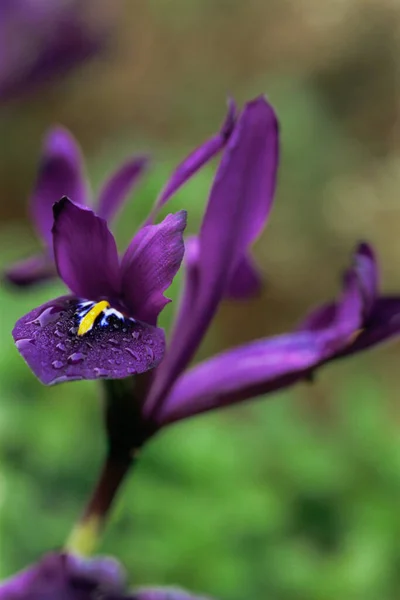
(35, 306), (64, 327)
(122, 328), (127, 333)
(67, 352), (85, 365)
(69, 326), (78, 336)
(56, 342), (66, 352)
(15, 338), (35, 351)
(52, 360), (64, 370)
(132, 331), (140, 340)
(54, 329), (63, 338)
(125, 348), (140, 361)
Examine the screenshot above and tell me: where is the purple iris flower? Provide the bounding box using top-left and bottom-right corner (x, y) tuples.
(5, 126), (149, 288)
(11, 98), (253, 385)
(12, 196), (186, 383)
(0, 0), (109, 102)
(0, 553), (210, 600)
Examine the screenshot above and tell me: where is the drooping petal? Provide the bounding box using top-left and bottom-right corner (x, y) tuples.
(12, 296), (165, 385)
(53, 197), (120, 299)
(133, 588), (213, 600)
(353, 242), (379, 316)
(146, 98), (236, 223)
(4, 252), (56, 287)
(30, 127), (88, 247)
(96, 156), (149, 222)
(145, 96), (279, 418)
(121, 211), (187, 325)
(156, 268), (363, 425)
(0, 552), (126, 600)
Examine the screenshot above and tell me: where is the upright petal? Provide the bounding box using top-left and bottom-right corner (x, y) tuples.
(4, 252), (56, 287)
(157, 270), (363, 425)
(53, 198), (120, 299)
(12, 296), (165, 385)
(121, 212), (187, 325)
(30, 127), (88, 247)
(146, 98), (236, 223)
(96, 156), (149, 222)
(145, 96), (279, 418)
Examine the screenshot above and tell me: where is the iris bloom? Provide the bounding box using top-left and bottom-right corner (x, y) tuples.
(5, 127), (149, 287)
(0, 552), (210, 600)
(13, 95), (400, 434)
(0, 0), (109, 101)
(12, 100), (238, 383)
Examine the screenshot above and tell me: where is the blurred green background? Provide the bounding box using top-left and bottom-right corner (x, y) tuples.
(1, 1), (400, 598)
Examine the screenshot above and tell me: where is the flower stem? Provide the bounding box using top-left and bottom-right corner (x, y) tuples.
(65, 375), (156, 556)
(65, 454), (134, 556)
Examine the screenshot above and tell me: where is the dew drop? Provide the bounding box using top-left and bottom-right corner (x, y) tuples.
(67, 352), (85, 365)
(125, 347), (140, 361)
(56, 342), (66, 352)
(52, 360), (64, 370)
(122, 328), (127, 333)
(15, 338), (35, 351)
(54, 329), (63, 338)
(35, 306), (64, 327)
(132, 331), (140, 340)
(69, 326), (78, 336)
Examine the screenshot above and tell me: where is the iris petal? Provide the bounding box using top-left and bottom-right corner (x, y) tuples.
(121, 211), (187, 325)
(96, 156), (149, 223)
(4, 253), (56, 287)
(12, 296), (165, 385)
(53, 198), (120, 299)
(30, 127), (88, 247)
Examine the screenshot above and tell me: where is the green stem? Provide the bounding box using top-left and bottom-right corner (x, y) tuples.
(65, 375), (156, 556)
(65, 454), (134, 556)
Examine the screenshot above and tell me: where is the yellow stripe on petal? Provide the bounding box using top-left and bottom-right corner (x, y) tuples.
(78, 301), (110, 336)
